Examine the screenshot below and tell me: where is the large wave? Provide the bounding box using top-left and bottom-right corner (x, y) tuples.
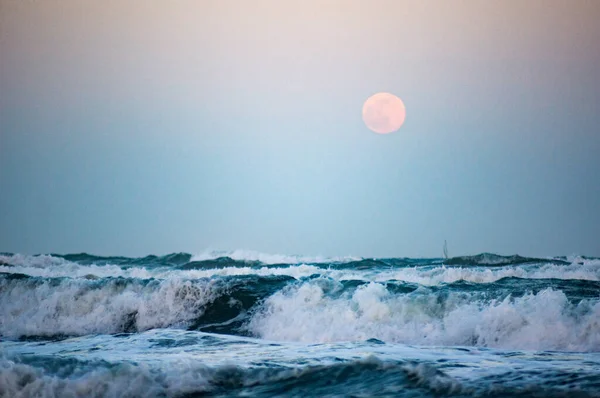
(0, 274), (293, 338)
(246, 279), (600, 352)
(0, 276), (221, 338)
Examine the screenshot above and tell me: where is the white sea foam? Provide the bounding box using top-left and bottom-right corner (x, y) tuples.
(191, 249), (361, 265)
(0, 253), (333, 280)
(173, 264), (323, 279)
(247, 280), (600, 352)
(376, 260), (600, 285)
(0, 253), (70, 268)
(0, 254), (152, 279)
(0, 359), (213, 398)
(0, 278), (221, 338)
(0, 263), (153, 280)
(0, 263), (324, 281)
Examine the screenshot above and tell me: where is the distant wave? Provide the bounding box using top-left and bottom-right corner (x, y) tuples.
(444, 253), (569, 266)
(377, 260), (600, 285)
(0, 250), (416, 269)
(2, 252), (597, 284)
(190, 249), (363, 265)
(1, 250), (588, 269)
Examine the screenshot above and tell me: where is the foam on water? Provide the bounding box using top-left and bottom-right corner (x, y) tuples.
(191, 249), (362, 265)
(3, 329), (600, 397)
(247, 279), (600, 352)
(0, 277), (222, 338)
(174, 264), (323, 280)
(0, 356), (455, 398)
(0, 358), (214, 398)
(0, 263), (153, 280)
(0, 254), (153, 279)
(0, 254), (71, 268)
(378, 260), (600, 285)
(0, 262), (324, 281)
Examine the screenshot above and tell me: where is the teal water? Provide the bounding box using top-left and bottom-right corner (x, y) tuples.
(1, 252), (599, 397)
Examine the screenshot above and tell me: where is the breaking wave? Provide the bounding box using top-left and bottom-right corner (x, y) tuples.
(247, 279), (600, 352)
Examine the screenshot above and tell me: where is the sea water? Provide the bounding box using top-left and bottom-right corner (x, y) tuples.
(1, 251), (599, 397)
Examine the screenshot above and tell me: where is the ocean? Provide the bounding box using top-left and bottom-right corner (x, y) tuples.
(1, 251), (599, 397)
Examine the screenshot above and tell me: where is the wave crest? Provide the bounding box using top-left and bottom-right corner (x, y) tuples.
(0, 277), (221, 338)
(246, 279), (600, 352)
(444, 253), (568, 266)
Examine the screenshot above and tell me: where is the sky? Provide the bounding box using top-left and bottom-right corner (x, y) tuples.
(1, 0), (599, 258)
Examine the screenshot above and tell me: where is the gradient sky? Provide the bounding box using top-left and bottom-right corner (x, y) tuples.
(1, 0), (599, 257)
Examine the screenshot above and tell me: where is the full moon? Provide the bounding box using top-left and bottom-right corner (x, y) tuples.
(362, 92), (406, 134)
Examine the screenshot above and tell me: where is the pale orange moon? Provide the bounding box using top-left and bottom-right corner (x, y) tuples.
(362, 92), (406, 134)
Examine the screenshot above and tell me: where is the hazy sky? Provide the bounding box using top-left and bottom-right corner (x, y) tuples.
(1, 0), (599, 257)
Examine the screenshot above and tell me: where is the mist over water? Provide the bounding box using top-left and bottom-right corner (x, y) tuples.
(1, 251), (599, 397)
